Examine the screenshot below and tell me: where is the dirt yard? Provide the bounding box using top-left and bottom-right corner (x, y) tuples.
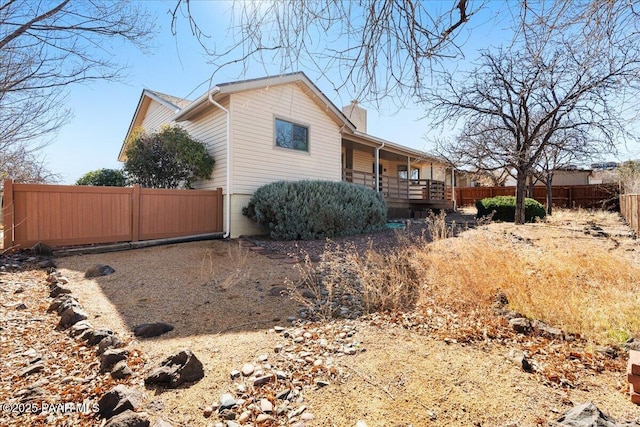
(3, 208), (640, 426)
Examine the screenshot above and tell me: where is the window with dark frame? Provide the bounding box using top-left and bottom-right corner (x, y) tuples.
(275, 118), (308, 151)
(398, 165), (420, 181)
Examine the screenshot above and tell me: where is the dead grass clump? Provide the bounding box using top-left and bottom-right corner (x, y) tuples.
(291, 209), (639, 345)
(290, 238), (425, 318)
(200, 242), (249, 290)
(415, 232), (640, 344)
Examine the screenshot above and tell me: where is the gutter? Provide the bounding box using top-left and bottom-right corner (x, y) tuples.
(207, 88), (231, 238)
(374, 141), (385, 193)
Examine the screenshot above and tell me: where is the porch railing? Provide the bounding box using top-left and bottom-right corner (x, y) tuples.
(342, 168), (447, 201)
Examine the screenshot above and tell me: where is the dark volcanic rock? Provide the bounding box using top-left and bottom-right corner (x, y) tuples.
(133, 323), (174, 338)
(98, 385), (144, 419)
(31, 242), (54, 257)
(58, 305), (88, 329)
(144, 349), (204, 388)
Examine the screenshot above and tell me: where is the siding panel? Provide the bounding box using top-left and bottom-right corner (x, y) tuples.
(230, 84), (343, 194)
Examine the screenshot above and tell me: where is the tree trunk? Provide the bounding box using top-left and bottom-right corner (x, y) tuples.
(515, 171), (527, 224)
(545, 178), (553, 215)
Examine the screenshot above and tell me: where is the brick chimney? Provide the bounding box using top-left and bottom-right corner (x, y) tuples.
(342, 100), (367, 133)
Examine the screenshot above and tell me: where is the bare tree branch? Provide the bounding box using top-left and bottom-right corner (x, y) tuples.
(171, 0), (483, 103)
(430, 1), (640, 223)
(0, 0), (155, 182)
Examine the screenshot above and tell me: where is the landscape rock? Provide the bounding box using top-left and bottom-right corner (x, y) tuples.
(152, 420), (174, 427)
(104, 410), (150, 427)
(58, 305), (88, 329)
(554, 402), (617, 427)
(532, 320), (564, 340)
(84, 328), (115, 346)
(507, 349), (533, 373)
(31, 242), (54, 257)
(85, 264), (116, 278)
(219, 393), (237, 410)
(49, 283), (72, 298)
(241, 363), (255, 376)
(69, 320), (93, 337)
(144, 349), (204, 388)
(253, 374), (275, 387)
(111, 361), (133, 379)
(18, 362), (44, 377)
(38, 258), (57, 269)
(98, 334), (125, 355)
(100, 348), (129, 372)
(260, 398), (273, 413)
(98, 385), (144, 419)
(509, 317), (533, 334)
(267, 286), (288, 296)
(625, 338), (640, 352)
(133, 322), (174, 338)
(48, 294), (77, 313)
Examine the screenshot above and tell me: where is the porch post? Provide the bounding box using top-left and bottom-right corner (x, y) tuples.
(407, 156), (411, 198)
(375, 143), (385, 193)
(451, 167), (457, 211)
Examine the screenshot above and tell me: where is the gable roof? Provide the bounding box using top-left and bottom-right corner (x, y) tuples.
(173, 72), (356, 132)
(119, 89), (193, 160)
(146, 90), (191, 110)
(119, 73), (445, 165)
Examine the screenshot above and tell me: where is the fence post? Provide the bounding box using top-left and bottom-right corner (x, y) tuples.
(132, 185), (140, 242)
(3, 179), (13, 250)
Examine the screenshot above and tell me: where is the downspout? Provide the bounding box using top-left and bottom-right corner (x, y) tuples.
(375, 142), (385, 193)
(208, 88), (231, 238)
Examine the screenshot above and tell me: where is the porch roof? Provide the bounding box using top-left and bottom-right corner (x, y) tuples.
(342, 130), (445, 164)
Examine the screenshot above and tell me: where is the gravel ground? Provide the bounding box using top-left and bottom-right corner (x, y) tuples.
(2, 209), (640, 426)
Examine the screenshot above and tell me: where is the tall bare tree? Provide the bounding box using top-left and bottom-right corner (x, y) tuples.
(0, 0), (155, 182)
(430, 1), (640, 223)
(171, 0), (482, 102)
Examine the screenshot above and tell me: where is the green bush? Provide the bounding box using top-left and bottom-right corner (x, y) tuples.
(476, 195), (546, 222)
(243, 180), (387, 240)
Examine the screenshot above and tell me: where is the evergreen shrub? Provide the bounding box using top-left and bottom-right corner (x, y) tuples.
(476, 195), (546, 222)
(243, 180), (387, 240)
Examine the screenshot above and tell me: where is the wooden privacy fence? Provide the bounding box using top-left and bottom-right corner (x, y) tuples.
(2, 180), (223, 249)
(620, 194), (640, 235)
(455, 184), (618, 209)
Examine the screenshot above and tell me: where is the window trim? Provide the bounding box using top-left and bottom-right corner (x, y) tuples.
(273, 116), (310, 153)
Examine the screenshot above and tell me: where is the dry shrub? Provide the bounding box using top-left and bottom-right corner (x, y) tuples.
(291, 209), (639, 345)
(290, 238), (425, 318)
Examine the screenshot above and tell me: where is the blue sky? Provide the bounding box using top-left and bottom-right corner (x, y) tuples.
(41, 1), (637, 184)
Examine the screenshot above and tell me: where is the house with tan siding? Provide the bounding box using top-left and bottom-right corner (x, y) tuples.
(119, 73), (455, 238)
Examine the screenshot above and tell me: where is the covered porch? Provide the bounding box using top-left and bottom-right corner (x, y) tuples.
(341, 134), (456, 216)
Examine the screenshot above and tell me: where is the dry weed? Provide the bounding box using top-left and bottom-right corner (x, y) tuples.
(289, 209), (639, 345)
(415, 230), (640, 344)
(200, 242), (249, 290)
(426, 210), (455, 240)
(288, 238), (426, 319)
